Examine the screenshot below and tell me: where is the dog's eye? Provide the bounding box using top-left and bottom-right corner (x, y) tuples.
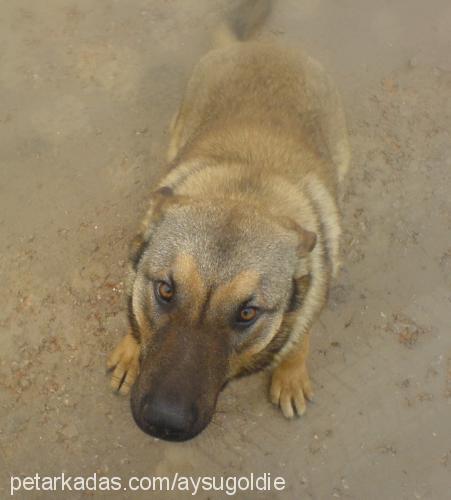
(237, 306), (259, 325)
(155, 281), (174, 303)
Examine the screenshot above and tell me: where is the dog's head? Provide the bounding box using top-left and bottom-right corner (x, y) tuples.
(127, 187), (316, 441)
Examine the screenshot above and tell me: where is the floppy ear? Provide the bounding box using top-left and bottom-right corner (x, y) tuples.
(146, 185), (196, 220)
(294, 225), (317, 257)
(129, 186), (175, 270)
(150, 185), (175, 217)
(277, 216), (317, 257)
(129, 232), (148, 271)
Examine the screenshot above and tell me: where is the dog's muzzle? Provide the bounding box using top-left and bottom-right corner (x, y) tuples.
(130, 327), (228, 441)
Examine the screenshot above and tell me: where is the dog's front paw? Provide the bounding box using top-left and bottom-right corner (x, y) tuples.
(107, 333), (140, 395)
(270, 361), (314, 419)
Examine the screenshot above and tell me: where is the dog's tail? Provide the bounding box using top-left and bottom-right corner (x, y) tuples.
(213, 0), (272, 47)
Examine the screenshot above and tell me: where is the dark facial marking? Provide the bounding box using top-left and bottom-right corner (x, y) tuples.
(127, 294), (141, 341)
(129, 233), (149, 271)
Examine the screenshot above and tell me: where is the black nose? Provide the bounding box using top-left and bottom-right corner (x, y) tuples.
(133, 394), (203, 441)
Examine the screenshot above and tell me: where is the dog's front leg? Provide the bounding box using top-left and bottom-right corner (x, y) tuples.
(107, 332), (140, 395)
(270, 333), (314, 418)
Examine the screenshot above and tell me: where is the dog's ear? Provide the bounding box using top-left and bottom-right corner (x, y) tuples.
(154, 186), (174, 197)
(129, 232), (148, 271)
(149, 185), (195, 218)
(277, 216), (317, 257)
(151, 186), (175, 216)
(294, 225), (317, 257)
(129, 186), (175, 270)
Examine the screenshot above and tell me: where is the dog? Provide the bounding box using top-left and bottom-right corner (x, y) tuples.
(107, 0), (350, 441)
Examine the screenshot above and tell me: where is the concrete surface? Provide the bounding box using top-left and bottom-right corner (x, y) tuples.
(1, 1), (450, 498)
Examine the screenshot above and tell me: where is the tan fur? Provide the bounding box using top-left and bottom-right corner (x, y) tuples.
(131, 278), (154, 341)
(209, 270), (260, 310)
(172, 253), (208, 323)
(107, 332), (140, 395)
(270, 333), (313, 418)
(108, 0), (350, 433)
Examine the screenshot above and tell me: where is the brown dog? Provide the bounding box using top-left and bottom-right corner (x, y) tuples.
(107, 0), (350, 441)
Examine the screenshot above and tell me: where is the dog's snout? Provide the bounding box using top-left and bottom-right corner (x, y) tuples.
(129, 327), (228, 441)
(135, 393), (203, 441)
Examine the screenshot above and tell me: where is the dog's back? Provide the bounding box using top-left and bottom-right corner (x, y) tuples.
(168, 0), (350, 194)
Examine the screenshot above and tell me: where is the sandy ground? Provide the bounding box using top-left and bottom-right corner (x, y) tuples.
(1, 1), (450, 498)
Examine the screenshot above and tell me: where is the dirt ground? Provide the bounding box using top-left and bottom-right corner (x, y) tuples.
(1, 1), (450, 498)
